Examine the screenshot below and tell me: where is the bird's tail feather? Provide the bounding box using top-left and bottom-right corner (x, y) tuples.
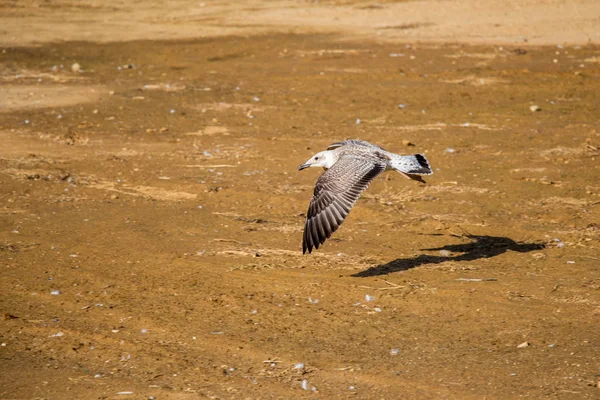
(391, 154), (432, 183)
(391, 154), (433, 175)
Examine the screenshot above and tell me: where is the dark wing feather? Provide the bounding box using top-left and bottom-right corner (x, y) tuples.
(302, 155), (386, 254)
(327, 140), (385, 151)
(326, 141), (349, 150)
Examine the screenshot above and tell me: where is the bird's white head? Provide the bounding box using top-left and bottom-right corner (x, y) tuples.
(298, 150), (336, 171)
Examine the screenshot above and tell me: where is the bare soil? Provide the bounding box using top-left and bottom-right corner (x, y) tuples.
(1, 1), (600, 399)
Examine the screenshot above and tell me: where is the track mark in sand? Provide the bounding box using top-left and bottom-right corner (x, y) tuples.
(535, 196), (591, 207)
(377, 22), (435, 30)
(214, 244), (378, 270)
(445, 51), (505, 60)
(90, 181), (196, 201)
(394, 123), (498, 132)
(0, 242), (39, 252)
(583, 56), (600, 63)
(540, 146), (597, 157)
(0, 85), (107, 112)
(0, 68), (87, 83)
(296, 49), (366, 56)
(323, 67), (367, 73)
(5, 166), (197, 201)
(141, 82), (186, 92)
(212, 212), (301, 233)
(181, 164), (237, 168)
(424, 184), (496, 195)
(0, 208), (27, 215)
(184, 126), (230, 136)
(511, 167), (548, 173)
(195, 102), (272, 112)
(441, 75), (509, 86)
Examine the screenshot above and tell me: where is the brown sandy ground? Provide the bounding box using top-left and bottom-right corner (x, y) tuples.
(1, 0), (600, 47)
(1, 2), (600, 400)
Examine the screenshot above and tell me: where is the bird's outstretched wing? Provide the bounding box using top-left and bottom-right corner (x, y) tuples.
(303, 155), (386, 254)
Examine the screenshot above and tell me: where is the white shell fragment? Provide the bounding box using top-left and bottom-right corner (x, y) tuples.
(301, 379), (309, 390)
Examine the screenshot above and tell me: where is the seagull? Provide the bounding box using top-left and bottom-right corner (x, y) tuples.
(298, 140), (433, 254)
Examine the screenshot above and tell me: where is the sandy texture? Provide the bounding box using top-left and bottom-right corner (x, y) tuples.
(1, 0), (600, 47)
(1, 1), (600, 399)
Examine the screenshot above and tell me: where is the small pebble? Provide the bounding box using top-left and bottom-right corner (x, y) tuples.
(308, 297), (319, 304)
(517, 341), (530, 348)
(140, 329), (148, 334)
(444, 148), (455, 154)
(253, 96), (260, 102)
(556, 242), (565, 248)
(50, 332), (64, 337)
(24, 120), (30, 125)
(365, 294), (375, 302)
(398, 103), (407, 109)
(356, 118), (361, 125)
(530, 105), (542, 112)
(566, 260), (575, 264)
(169, 109), (176, 114)
(294, 362), (305, 369)
(94, 374), (102, 378)
(50, 290), (61, 295)
(374, 307), (382, 312)
(71, 63), (81, 72)
(301, 380), (309, 390)
(548, 343), (557, 348)
(439, 250), (451, 257)
(349, 385), (356, 390)
(390, 348), (400, 356)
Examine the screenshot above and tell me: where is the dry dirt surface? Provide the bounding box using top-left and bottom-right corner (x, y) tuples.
(1, 1), (600, 399)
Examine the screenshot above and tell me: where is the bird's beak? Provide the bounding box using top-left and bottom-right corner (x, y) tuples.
(298, 163), (310, 171)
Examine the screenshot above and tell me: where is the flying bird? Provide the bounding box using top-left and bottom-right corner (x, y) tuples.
(298, 140), (432, 254)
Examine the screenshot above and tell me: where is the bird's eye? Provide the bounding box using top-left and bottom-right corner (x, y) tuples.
(315, 157), (319, 160)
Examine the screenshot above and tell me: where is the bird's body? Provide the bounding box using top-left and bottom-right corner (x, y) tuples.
(298, 140), (432, 254)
